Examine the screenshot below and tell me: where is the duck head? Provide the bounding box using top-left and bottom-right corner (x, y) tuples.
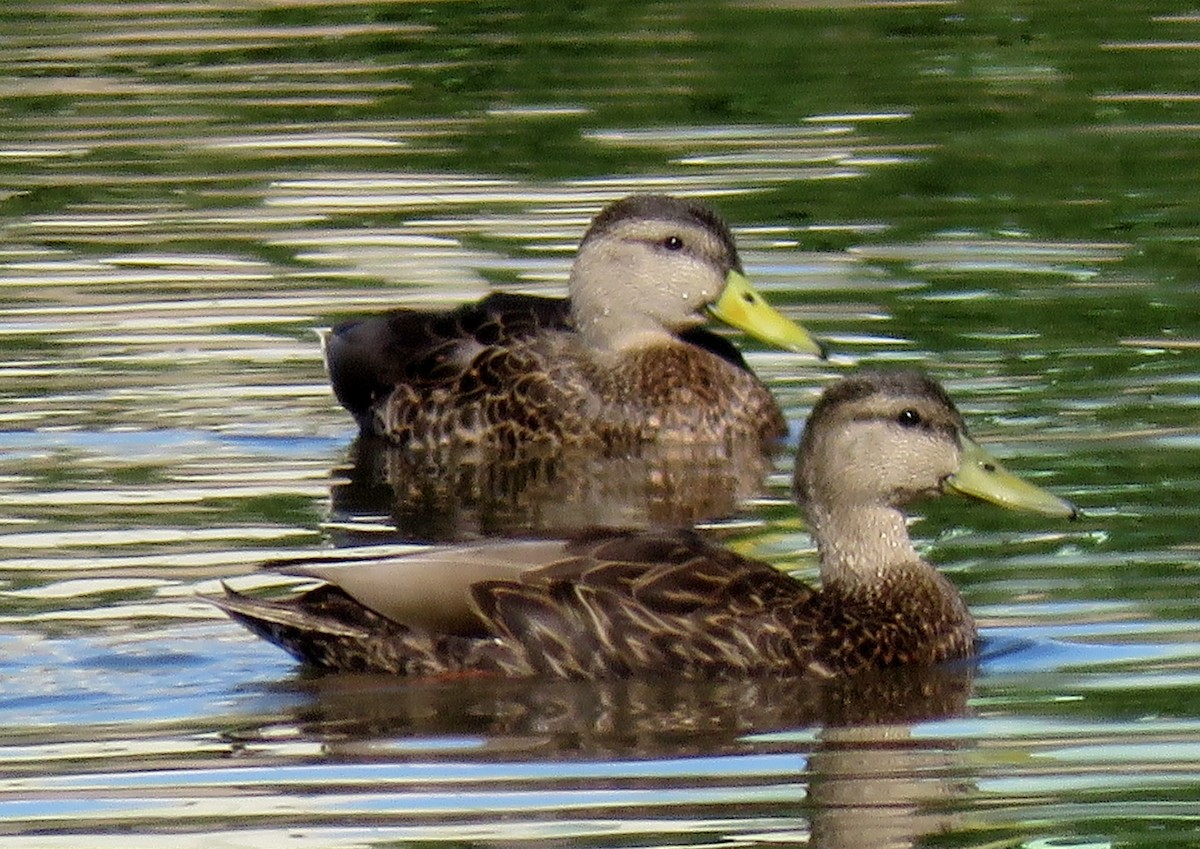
(793, 370), (1077, 587)
(569, 195), (826, 357)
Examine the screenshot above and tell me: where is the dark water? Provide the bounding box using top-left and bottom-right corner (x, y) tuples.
(1, 1), (1198, 846)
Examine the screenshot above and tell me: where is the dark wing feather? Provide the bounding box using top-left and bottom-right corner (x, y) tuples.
(471, 528), (819, 677)
(325, 292), (753, 431)
(214, 528), (822, 678)
(324, 293), (572, 428)
(472, 580), (615, 678)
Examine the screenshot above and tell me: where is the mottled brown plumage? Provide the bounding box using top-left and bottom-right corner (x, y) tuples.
(323, 195), (825, 456)
(215, 370), (1078, 679)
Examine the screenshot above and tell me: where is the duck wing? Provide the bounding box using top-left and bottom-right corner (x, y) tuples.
(212, 537), (575, 676)
(324, 293), (573, 429)
(214, 528), (818, 678)
(324, 292), (754, 433)
(266, 539), (576, 635)
(471, 528), (819, 677)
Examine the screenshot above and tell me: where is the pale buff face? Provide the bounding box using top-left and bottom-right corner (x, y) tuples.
(568, 210), (736, 347)
(797, 389), (963, 513)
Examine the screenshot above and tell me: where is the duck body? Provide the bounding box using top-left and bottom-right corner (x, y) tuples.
(218, 526), (974, 678)
(216, 369), (1077, 680)
(323, 195), (824, 455)
(327, 292), (789, 456)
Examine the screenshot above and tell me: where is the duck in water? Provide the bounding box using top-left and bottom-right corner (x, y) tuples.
(216, 370), (1078, 679)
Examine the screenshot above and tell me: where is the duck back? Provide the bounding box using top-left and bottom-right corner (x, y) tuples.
(324, 293), (781, 453)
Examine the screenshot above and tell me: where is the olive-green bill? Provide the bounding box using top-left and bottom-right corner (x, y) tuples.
(946, 435), (1079, 519)
(709, 270), (828, 358)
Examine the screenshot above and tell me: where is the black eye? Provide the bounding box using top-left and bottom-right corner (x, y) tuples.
(897, 409), (923, 428)
(662, 235), (684, 251)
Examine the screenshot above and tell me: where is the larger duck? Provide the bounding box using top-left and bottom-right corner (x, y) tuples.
(216, 370), (1078, 678)
(324, 194), (826, 455)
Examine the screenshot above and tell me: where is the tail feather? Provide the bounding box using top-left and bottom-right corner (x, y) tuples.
(211, 583), (524, 677)
(211, 584), (422, 674)
(213, 582), (371, 640)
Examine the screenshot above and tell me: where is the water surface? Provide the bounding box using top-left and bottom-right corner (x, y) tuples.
(1, 1), (1198, 846)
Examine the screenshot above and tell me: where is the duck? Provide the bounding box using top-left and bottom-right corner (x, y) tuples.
(214, 369), (1078, 679)
(323, 194), (826, 456)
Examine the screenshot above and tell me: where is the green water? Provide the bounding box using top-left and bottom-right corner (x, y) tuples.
(1, 1), (1198, 847)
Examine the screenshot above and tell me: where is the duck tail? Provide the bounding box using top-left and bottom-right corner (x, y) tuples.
(211, 582), (460, 676)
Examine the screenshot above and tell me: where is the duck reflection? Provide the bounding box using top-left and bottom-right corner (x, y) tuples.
(239, 663), (975, 849)
(274, 660), (972, 745)
(329, 432), (776, 542)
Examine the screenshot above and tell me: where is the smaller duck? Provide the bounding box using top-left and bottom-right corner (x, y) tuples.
(324, 194), (825, 456)
(215, 370), (1078, 679)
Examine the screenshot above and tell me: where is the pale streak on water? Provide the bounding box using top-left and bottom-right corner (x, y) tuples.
(1, 1), (1199, 847)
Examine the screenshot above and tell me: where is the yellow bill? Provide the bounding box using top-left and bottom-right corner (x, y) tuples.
(945, 435), (1078, 519)
(709, 270), (827, 358)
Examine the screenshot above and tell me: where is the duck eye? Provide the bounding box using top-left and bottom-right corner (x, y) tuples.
(662, 235), (684, 251)
(897, 409), (922, 428)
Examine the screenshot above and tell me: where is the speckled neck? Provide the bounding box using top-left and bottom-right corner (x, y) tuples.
(803, 501), (924, 592)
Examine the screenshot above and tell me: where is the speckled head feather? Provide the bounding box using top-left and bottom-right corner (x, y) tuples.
(794, 368), (967, 516)
(579, 194), (744, 274)
(802, 369), (964, 439)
